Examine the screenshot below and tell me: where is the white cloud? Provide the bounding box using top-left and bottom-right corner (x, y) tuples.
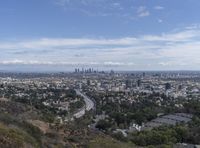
(54, 1), (150, 20)
(158, 19), (163, 23)
(1, 25), (200, 69)
(137, 6), (150, 17)
(0, 38), (138, 50)
(0, 60), (135, 67)
(154, 6), (164, 10)
(55, 0), (70, 6)
(54, 0), (126, 18)
(141, 29), (200, 42)
(103, 62), (135, 66)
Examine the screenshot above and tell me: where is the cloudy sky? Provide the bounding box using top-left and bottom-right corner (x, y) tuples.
(1, 0), (200, 71)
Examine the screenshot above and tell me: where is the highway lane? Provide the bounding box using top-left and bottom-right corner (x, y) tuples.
(73, 89), (95, 118)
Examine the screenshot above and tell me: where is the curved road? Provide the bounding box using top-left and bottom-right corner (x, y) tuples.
(73, 89), (95, 118)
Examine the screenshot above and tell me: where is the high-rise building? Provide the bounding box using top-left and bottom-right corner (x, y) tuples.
(165, 83), (171, 90)
(137, 79), (141, 87)
(142, 72), (146, 77)
(126, 80), (132, 88)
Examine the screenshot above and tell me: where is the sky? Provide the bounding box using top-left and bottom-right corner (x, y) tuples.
(1, 0), (200, 71)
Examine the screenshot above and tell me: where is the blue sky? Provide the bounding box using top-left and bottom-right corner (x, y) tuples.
(1, 0), (200, 71)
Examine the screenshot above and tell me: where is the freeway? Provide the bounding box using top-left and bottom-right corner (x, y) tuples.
(73, 89), (95, 118)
